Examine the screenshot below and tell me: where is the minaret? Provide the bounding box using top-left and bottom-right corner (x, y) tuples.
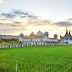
(69, 30), (71, 36)
(66, 28), (68, 34)
(60, 35), (61, 38)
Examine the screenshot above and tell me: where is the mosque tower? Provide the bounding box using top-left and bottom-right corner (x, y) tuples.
(66, 28), (68, 34)
(69, 30), (71, 36)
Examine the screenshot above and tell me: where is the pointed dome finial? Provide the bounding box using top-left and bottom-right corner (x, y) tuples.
(66, 28), (68, 34)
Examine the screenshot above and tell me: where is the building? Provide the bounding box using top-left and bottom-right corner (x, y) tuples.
(19, 31), (58, 44)
(60, 29), (72, 44)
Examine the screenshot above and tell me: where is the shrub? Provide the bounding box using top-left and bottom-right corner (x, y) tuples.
(2, 41), (6, 44)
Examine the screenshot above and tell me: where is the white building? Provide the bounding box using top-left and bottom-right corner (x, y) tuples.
(60, 29), (72, 44)
(19, 31), (58, 44)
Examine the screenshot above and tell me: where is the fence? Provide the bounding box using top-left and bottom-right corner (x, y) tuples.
(0, 43), (72, 49)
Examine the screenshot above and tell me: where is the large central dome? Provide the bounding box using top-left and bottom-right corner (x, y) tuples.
(30, 32), (35, 36)
(36, 31), (44, 37)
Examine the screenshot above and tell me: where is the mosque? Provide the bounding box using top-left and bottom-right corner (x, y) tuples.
(19, 31), (58, 43)
(60, 29), (72, 44)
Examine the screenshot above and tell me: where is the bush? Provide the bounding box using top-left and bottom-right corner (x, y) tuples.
(11, 41), (16, 44)
(2, 41), (6, 44)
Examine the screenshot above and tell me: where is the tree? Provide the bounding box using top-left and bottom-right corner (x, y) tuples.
(2, 41), (6, 44)
(58, 39), (61, 43)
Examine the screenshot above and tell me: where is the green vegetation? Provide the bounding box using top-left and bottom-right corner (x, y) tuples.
(0, 45), (72, 72)
(0, 38), (19, 44)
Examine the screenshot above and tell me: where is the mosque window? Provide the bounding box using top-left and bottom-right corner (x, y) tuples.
(61, 39), (64, 41)
(66, 39), (68, 40)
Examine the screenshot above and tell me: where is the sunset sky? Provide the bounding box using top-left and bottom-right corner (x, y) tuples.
(0, 0), (72, 38)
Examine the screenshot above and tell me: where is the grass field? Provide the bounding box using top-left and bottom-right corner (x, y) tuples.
(0, 45), (72, 72)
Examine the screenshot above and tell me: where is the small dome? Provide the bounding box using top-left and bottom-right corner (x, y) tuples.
(20, 33), (24, 37)
(30, 32), (35, 36)
(36, 31), (44, 37)
(44, 31), (49, 36)
(54, 34), (58, 37)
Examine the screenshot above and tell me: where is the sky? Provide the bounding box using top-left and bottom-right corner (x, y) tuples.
(0, 0), (72, 38)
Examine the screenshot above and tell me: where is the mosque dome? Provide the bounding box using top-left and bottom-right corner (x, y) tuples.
(30, 32), (35, 36)
(20, 33), (24, 37)
(44, 31), (49, 36)
(36, 31), (44, 37)
(54, 34), (58, 38)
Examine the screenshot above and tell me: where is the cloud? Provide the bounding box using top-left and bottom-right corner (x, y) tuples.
(0, 0), (3, 4)
(14, 22), (22, 24)
(2, 13), (16, 18)
(42, 20), (52, 24)
(0, 18), (7, 21)
(13, 10), (29, 15)
(1, 9), (72, 36)
(10, 25), (16, 26)
(55, 21), (72, 27)
(1, 10), (38, 19)
(28, 15), (37, 18)
(13, 10), (37, 18)
(10, 24), (23, 27)
(0, 22), (3, 25)
(68, 18), (72, 21)
(2, 10), (72, 28)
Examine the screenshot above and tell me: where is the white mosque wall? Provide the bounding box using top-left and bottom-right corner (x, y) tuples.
(31, 42), (33, 45)
(61, 39), (72, 44)
(19, 38), (31, 42)
(19, 37), (58, 44)
(22, 38), (31, 42)
(43, 37), (49, 42)
(19, 38), (22, 42)
(49, 39), (58, 42)
(34, 38), (43, 42)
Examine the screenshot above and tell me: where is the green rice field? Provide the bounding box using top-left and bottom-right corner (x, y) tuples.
(0, 45), (72, 72)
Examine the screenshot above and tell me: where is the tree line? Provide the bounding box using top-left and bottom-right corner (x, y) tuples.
(0, 38), (19, 43)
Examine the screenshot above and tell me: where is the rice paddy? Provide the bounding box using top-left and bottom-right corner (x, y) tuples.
(0, 45), (72, 72)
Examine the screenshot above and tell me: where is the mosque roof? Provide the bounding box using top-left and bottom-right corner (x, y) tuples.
(49, 38), (56, 39)
(44, 31), (49, 35)
(20, 33), (24, 37)
(60, 29), (72, 39)
(36, 31), (44, 37)
(54, 34), (58, 37)
(22, 38), (29, 39)
(30, 32), (35, 36)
